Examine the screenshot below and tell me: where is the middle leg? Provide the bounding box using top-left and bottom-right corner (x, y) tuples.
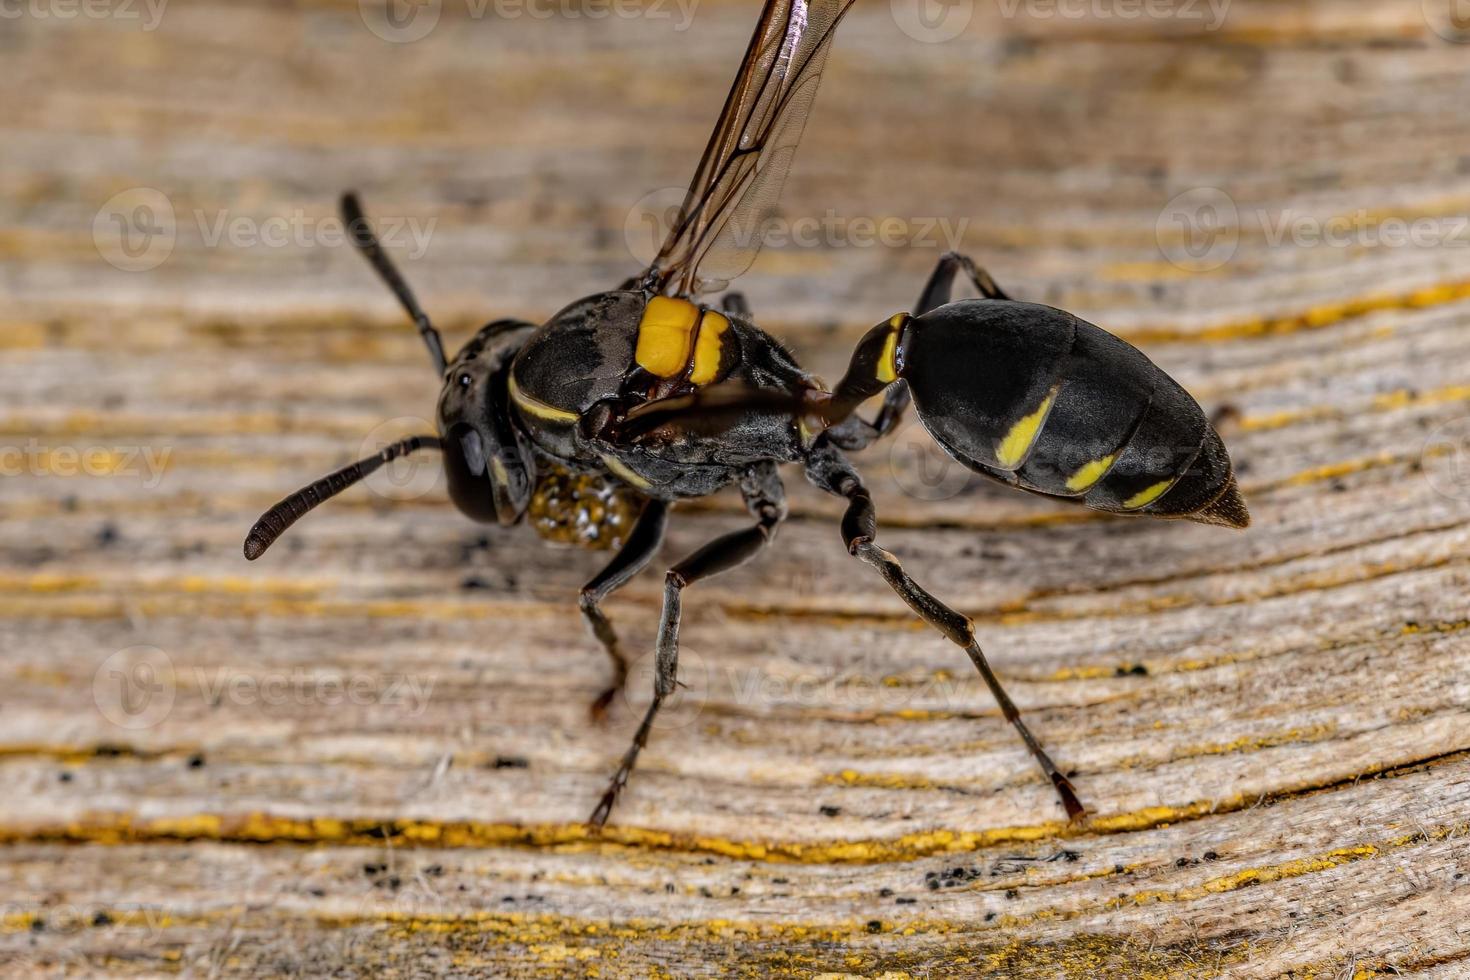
(588, 462), (788, 828)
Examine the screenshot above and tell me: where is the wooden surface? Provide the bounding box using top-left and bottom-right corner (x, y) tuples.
(4, 0), (1470, 975)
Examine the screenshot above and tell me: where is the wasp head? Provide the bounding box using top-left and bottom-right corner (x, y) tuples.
(437, 319), (539, 526)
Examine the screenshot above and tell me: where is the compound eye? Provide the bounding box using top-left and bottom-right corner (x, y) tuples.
(441, 423), (500, 524)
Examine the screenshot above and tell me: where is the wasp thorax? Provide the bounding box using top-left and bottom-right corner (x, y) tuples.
(528, 465), (643, 550)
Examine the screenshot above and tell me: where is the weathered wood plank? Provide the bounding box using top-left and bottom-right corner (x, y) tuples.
(3, 0), (1470, 976)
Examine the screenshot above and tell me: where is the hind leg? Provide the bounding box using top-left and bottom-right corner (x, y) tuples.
(804, 439), (1085, 821)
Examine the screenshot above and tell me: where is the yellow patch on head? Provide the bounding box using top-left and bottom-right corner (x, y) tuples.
(636, 296), (700, 378)
(1124, 478), (1176, 510)
(508, 376), (578, 424)
(995, 389), (1057, 470)
(689, 310), (730, 386)
(1065, 453), (1117, 493)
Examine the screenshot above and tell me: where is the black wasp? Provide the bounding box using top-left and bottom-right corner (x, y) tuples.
(244, 0), (1248, 827)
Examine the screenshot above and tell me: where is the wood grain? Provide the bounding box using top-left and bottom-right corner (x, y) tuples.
(3, 0), (1470, 975)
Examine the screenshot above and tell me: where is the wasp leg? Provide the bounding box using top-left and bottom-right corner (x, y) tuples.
(804, 439), (1086, 821)
(581, 499), (672, 723)
(921, 250), (1012, 305)
(721, 292), (752, 317)
(589, 464), (786, 829)
(829, 253), (1013, 451)
(1210, 403), (1242, 431)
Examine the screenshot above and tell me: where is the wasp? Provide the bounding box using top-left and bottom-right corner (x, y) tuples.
(244, 0), (1247, 827)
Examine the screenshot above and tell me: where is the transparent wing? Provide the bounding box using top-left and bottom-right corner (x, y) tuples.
(647, 0), (855, 297)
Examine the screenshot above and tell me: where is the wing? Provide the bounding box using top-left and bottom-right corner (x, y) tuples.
(646, 0), (855, 297)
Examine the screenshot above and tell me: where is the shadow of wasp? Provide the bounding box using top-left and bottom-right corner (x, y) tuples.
(244, 0), (1248, 828)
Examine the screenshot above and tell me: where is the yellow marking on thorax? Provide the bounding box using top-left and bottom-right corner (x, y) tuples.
(1124, 478), (1176, 510)
(1066, 452), (1118, 493)
(508, 376), (578, 424)
(689, 309), (730, 385)
(636, 296), (700, 378)
(600, 454), (652, 490)
(996, 388), (1057, 469)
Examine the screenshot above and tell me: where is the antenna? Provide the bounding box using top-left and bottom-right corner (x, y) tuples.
(341, 192), (448, 374)
(243, 435), (441, 560)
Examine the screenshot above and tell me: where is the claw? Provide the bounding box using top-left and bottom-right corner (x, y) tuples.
(588, 779), (623, 829)
(589, 686), (619, 724)
(1054, 773), (1087, 822)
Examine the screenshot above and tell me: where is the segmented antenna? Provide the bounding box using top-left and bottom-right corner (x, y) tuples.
(243, 435), (441, 560)
(341, 191), (448, 375)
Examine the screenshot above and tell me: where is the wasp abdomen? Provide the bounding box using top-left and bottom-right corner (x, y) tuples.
(897, 300), (1248, 528)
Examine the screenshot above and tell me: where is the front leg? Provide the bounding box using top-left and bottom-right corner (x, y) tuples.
(588, 463), (787, 828)
(581, 499), (671, 721)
